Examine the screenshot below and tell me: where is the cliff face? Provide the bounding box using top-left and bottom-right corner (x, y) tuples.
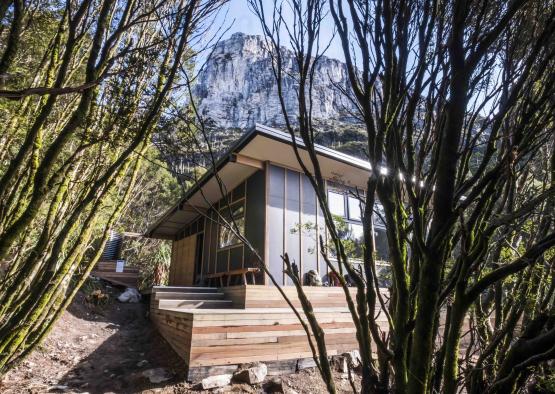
(194, 33), (357, 129)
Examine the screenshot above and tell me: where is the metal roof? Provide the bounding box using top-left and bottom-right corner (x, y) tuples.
(145, 124), (372, 239)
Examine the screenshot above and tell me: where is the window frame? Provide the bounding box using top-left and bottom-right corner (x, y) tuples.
(347, 195), (363, 222)
(327, 189), (346, 217)
(325, 188), (389, 263)
(327, 188), (366, 262)
(217, 198), (246, 250)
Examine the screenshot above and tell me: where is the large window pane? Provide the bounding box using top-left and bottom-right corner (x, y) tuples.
(285, 170), (300, 285)
(218, 203), (245, 248)
(374, 227), (388, 261)
(347, 223), (364, 260)
(331, 218), (365, 261)
(348, 196), (362, 221)
(301, 174), (318, 274)
(268, 165), (285, 285)
(219, 217), (245, 248)
(328, 191), (345, 217)
(373, 203), (386, 228)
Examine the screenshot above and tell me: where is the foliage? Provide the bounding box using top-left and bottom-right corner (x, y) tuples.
(116, 146), (180, 290)
(248, 0), (555, 393)
(0, 0), (226, 374)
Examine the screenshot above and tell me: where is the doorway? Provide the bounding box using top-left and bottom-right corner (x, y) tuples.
(169, 234), (197, 286)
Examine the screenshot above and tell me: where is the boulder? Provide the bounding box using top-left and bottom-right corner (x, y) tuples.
(233, 362), (268, 385)
(305, 270), (322, 286)
(335, 355), (349, 373)
(118, 288), (141, 303)
(332, 350), (362, 372)
(345, 350), (361, 368)
(201, 373), (232, 389)
(142, 367), (172, 384)
(296, 358), (317, 371)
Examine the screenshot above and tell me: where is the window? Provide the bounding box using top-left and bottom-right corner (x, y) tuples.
(374, 227), (388, 261)
(326, 187), (392, 262)
(347, 223), (364, 260)
(373, 203), (385, 228)
(347, 196), (362, 221)
(332, 217), (365, 261)
(218, 203), (245, 248)
(328, 190), (345, 216)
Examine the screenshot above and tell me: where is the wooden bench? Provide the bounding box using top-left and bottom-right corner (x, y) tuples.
(205, 267), (260, 287)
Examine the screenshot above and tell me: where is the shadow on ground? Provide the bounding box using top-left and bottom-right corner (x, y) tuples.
(56, 287), (188, 393)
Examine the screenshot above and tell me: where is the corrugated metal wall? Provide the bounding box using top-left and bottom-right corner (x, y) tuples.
(101, 230), (122, 260)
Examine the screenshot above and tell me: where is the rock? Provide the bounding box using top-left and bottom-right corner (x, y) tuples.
(136, 359), (149, 367)
(296, 358), (317, 371)
(117, 288), (141, 303)
(47, 385), (69, 392)
(344, 350), (361, 368)
(305, 270), (323, 286)
(332, 350), (362, 372)
(195, 33), (358, 129)
(142, 367), (172, 384)
(331, 355), (348, 372)
(201, 373), (232, 389)
(233, 362), (267, 385)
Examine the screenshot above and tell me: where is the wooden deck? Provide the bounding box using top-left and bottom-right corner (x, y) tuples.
(91, 260), (139, 288)
(150, 285), (389, 380)
(222, 284), (390, 308)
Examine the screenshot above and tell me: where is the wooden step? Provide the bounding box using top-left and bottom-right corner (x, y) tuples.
(91, 271), (139, 288)
(152, 286), (219, 293)
(154, 292), (225, 301)
(96, 261), (139, 273)
(158, 299), (234, 309)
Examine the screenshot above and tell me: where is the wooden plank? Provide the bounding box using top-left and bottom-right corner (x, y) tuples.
(149, 285), (387, 372)
(191, 336), (279, 347)
(191, 321), (354, 334)
(169, 235), (197, 286)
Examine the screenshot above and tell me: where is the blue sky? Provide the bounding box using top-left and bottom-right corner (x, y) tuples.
(210, 0), (345, 61)
(201, 1), (499, 117)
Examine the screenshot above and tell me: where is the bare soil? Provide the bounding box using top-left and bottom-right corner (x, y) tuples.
(0, 281), (359, 393)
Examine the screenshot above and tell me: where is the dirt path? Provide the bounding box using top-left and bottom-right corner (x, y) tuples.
(0, 280), (359, 393)
(1, 281), (189, 393)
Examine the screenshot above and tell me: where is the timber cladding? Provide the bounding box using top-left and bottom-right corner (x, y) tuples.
(149, 285), (390, 378)
(150, 306), (364, 368)
(169, 234), (197, 286)
(231, 284), (390, 309)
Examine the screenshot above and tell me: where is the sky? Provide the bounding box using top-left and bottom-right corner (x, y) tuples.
(197, 1), (501, 118)
(209, 0), (345, 61)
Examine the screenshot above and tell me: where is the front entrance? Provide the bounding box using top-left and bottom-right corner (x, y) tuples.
(169, 234), (197, 286)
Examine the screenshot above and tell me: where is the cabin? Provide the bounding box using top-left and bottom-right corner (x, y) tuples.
(146, 124), (390, 379)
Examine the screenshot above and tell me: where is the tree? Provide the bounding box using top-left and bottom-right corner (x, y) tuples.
(0, 0), (227, 373)
(249, 0), (555, 392)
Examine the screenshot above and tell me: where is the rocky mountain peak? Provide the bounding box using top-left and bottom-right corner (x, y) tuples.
(195, 33), (357, 129)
